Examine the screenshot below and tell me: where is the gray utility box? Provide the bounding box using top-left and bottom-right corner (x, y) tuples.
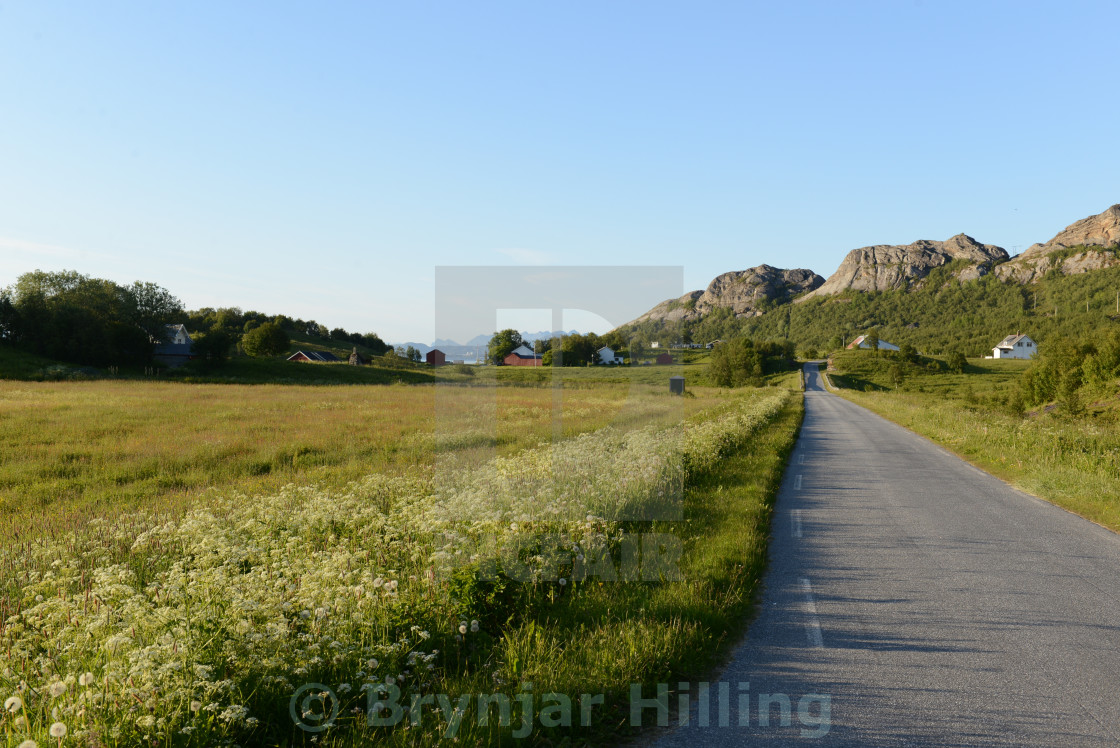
(669, 376), (685, 395)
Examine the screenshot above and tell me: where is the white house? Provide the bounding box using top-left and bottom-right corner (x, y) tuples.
(153, 324), (194, 367)
(596, 346), (624, 365)
(991, 333), (1037, 359)
(846, 335), (900, 352)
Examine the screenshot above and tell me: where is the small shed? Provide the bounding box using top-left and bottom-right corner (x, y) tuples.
(669, 376), (685, 395)
(426, 349), (447, 367)
(655, 352), (674, 365)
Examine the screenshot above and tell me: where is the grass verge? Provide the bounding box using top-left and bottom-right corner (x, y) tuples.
(828, 353), (1120, 532)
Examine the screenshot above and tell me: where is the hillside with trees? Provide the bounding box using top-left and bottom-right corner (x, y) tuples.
(0, 269), (397, 373)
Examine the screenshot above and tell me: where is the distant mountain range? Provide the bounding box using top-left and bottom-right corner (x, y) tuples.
(626, 203), (1120, 327)
(390, 330), (581, 357)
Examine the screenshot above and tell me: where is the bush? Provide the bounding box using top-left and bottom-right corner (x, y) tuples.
(241, 322), (289, 357)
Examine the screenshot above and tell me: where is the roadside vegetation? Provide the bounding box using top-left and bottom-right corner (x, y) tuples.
(827, 344), (1120, 531)
(0, 377), (801, 746)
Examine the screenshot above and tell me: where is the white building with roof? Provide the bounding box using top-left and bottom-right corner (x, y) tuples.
(596, 346), (624, 365)
(846, 335), (900, 352)
(991, 333), (1037, 359)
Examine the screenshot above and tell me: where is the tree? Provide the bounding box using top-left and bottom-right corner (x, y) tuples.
(708, 338), (762, 387)
(361, 332), (390, 355)
(488, 329), (523, 364)
(888, 363), (905, 388)
(899, 343), (917, 364)
(125, 281), (184, 343)
(190, 326), (233, 365)
(241, 322), (290, 357)
(865, 328), (880, 355)
(947, 350), (967, 374)
(405, 345), (422, 362)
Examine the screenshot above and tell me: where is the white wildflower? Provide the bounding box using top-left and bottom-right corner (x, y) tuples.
(48, 681), (67, 698)
(50, 722), (67, 738)
(5, 695), (21, 712)
(79, 672), (95, 687)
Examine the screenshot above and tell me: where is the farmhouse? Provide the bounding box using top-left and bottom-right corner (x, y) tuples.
(655, 352), (674, 365)
(426, 349), (446, 367)
(287, 350), (341, 363)
(991, 333), (1037, 359)
(596, 346), (624, 365)
(503, 344), (543, 366)
(846, 335), (900, 352)
(152, 324), (194, 367)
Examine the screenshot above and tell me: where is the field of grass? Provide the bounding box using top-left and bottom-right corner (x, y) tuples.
(0, 370), (800, 746)
(827, 350), (1120, 532)
(0, 375), (724, 540)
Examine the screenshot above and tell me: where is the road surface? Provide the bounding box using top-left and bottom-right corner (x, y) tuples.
(649, 363), (1120, 746)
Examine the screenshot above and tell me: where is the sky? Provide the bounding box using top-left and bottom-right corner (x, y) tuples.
(1, 1), (1117, 343)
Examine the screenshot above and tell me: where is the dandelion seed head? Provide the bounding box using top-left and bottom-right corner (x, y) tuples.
(49, 722), (67, 738)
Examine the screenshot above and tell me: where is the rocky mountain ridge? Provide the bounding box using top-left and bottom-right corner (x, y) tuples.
(799, 234), (1008, 301)
(627, 265), (823, 325)
(625, 203), (1120, 329)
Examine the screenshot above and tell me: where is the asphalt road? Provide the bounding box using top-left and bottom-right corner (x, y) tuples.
(648, 363), (1120, 746)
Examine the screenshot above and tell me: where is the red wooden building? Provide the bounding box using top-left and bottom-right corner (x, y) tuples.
(655, 352), (674, 365)
(426, 349), (446, 367)
(503, 345), (543, 366)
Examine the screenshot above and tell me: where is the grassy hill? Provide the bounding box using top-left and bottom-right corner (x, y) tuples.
(623, 264), (1120, 357)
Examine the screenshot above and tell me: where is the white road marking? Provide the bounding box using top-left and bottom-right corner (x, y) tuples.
(791, 509), (802, 538)
(794, 474), (802, 490)
(799, 577), (824, 648)
(799, 453), (805, 464)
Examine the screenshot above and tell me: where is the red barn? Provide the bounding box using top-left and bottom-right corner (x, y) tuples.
(503, 344), (543, 366)
(655, 352), (674, 365)
(426, 349), (446, 367)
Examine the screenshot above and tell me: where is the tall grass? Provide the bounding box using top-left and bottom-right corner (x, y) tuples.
(0, 387), (798, 746)
(0, 380), (717, 541)
(829, 353), (1120, 531)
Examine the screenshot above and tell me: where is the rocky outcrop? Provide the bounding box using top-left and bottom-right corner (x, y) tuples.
(995, 204), (1120, 283)
(628, 265), (823, 325)
(800, 234), (1008, 301)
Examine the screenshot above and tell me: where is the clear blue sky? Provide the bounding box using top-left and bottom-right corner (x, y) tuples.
(1, 1), (1117, 343)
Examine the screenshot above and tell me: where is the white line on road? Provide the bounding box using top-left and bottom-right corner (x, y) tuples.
(799, 577), (824, 648)
(794, 474), (802, 490)
(792, 509), (802, 538)
(799, 453), (805, 464)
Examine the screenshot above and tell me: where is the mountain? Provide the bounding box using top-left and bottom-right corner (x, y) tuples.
(799, 234), (1008, 301)
(995, 204), (1120, 283)
(627, 265), (823, 325)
